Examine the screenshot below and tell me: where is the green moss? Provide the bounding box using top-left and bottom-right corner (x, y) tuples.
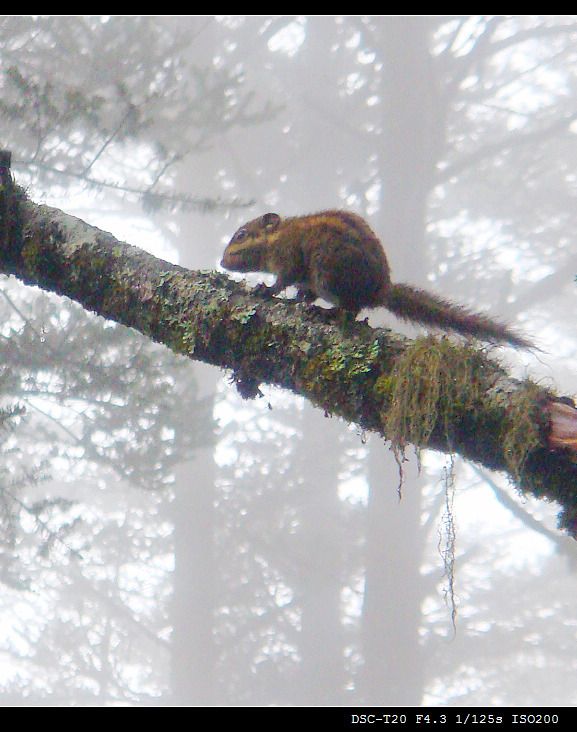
(383, 336), (482, 452)
(381, 335), (545, 483)
(499, 381), (545, 485)
(20, 238), (43, 273)
(373, 374), (395, 401)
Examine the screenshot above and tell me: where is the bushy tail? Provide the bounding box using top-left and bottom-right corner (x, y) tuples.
(384, 283), (533, 349)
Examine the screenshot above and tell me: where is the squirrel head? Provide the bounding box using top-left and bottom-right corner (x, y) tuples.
(221, 213), (281, 272)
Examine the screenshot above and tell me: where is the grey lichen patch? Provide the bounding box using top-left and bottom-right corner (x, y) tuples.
(292, 335), (382, 421)
(230, 304), (258, 324)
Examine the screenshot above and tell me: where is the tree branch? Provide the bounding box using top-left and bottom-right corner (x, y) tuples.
(2, 172), (577, 536)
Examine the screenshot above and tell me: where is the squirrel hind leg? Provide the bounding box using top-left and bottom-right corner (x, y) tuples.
(311, 246), (388, 315)
(295, 285), (318, 303)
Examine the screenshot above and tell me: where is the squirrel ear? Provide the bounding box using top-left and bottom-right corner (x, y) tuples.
(262, 213), (281, 231)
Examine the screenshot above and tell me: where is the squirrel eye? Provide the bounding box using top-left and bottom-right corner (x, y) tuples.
(234, 228), (247, 242)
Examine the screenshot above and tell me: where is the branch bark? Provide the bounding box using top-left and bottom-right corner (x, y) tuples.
(2, 174), (577, 536)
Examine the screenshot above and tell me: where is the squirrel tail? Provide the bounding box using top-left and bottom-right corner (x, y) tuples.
(384, 283), (533, 349)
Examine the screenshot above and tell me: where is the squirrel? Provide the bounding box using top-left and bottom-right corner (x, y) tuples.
(221, 210), (533, 349)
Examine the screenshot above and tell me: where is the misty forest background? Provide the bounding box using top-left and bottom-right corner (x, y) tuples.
(1, 15), (577, 706)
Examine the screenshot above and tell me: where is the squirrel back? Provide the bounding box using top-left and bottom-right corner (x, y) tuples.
(221, 210), (533, 349)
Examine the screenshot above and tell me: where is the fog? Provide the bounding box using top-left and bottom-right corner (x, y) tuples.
(0, 15), (576, 706)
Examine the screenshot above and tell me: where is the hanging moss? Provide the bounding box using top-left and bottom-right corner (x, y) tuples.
(381, 335), (545, 483)
(383, 336), (482, 452)
(493, 380), (546, 487)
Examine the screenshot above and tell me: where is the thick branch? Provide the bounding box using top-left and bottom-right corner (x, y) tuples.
(1, 179), (577, 535)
